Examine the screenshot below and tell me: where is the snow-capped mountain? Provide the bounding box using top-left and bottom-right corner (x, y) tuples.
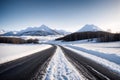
(2, 25), (70, 36)
(54, 29), (71, 35)
(0, 29), (19, 36)
(17, 25), (60, 36)
(2, 31), (18, 36)
(77, 24), (103, 32)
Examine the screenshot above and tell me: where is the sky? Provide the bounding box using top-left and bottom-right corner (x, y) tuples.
(0, 0), (120, 32)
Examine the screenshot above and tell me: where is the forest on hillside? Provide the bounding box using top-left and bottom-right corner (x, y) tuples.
(56, 31), (120, 42)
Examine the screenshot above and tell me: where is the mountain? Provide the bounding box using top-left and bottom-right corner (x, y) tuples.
(77, 24), (103, 32)
(2, 25), (70, 36)
(17, 25), (60, 36)
(2, 31), (18, 36)
(54, 29), (71, 35)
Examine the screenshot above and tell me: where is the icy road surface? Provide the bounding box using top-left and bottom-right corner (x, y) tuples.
(42, 46), (86, 80)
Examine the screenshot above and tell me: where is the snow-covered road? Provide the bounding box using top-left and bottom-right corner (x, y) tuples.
(42, 46), (86, 80)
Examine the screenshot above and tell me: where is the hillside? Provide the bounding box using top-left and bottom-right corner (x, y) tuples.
(56, 31), (120, 42)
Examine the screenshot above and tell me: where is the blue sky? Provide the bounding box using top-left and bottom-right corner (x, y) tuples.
(0, 0), (120, 32)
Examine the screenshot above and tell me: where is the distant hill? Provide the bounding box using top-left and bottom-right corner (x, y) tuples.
(56, 31), (120, 42)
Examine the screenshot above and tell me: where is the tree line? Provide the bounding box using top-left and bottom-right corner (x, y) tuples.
(0, 37), (39, 44)
(56, 31), (120, 42)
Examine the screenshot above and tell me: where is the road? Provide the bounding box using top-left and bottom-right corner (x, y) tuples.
(0, 46), (56, 80)
(0, 45), (120, 80)
(61, 46), (120, 80)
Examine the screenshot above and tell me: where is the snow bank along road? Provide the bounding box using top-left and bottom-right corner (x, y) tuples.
(0, 45), (120, 80)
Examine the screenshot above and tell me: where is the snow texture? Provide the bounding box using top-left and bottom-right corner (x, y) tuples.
(0, 44), (52, 64)
(42, 46), (86, 80)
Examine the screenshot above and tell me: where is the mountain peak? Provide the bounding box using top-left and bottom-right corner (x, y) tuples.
(77, 24), (103, 32)
(41, 24), (48, 27)
(39, 25), (51, 31)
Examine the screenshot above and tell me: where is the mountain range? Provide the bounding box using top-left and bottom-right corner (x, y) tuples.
(2, 25), (70, 36)
(1, 24), (103, 36)
(17, 25), (60, 36)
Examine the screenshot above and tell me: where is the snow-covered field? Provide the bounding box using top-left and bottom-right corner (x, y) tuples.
(65, 41), (120, 64)
(43, 46), (86, 80)
(70, 41), (120, 56)
(49, 40), (120, 58)
(0, 44), (52, 64)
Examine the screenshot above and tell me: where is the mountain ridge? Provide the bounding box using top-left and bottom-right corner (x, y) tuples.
(2, 25), (70, 36)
